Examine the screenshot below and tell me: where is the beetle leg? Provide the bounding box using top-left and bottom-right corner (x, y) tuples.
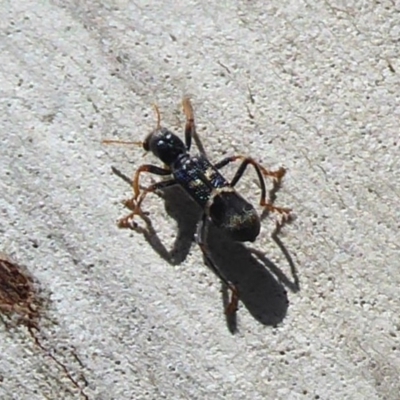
(182, 97), (207, 155)
(196, 213), (239, 314)
(182, 97), (194, 151)
(215, 155), (285, 181)
(214, 155), (291, 215)
(118, 178), (177, 229)
(131, 164), (171, 200)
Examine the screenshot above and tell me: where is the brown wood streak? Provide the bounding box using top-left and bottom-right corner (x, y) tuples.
(0, 256), (39, 327)
(0, 255), (89, 399)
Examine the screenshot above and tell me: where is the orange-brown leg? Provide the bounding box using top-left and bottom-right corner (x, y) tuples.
(182, 97), (195, 151)
(118, 178), (177, 229)
(131, 164), (171, 200)
(214, 155), (291, 215)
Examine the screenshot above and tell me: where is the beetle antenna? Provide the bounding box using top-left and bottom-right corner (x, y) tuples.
(153, 104), (161, 129)
(102, 139), (142, 146)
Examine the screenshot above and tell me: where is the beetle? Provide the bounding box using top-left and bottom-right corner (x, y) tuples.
(104, 98), (291, 313)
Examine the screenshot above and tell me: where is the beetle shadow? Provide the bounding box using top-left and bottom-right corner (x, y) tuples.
(111, 167), (298, 332)
(205, 222), (298, 330)
(140, 188), (298, 330)
(148, 185), (202, 265)
(111, 166), (201, 265)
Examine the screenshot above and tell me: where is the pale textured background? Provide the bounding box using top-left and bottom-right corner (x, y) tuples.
(1, 1), (400, 399)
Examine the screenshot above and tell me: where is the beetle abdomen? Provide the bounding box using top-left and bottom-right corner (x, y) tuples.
(208, 190), (260, 242)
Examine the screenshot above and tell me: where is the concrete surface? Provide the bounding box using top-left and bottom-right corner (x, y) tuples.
(1, 1), (400, 399)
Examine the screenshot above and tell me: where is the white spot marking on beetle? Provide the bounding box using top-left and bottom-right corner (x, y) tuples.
(188, 179), (203, 188)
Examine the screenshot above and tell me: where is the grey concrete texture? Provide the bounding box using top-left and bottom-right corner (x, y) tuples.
(1, 1), (399, 399)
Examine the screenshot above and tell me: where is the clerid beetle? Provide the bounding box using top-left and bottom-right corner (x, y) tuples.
(104, 98), (291, 314)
